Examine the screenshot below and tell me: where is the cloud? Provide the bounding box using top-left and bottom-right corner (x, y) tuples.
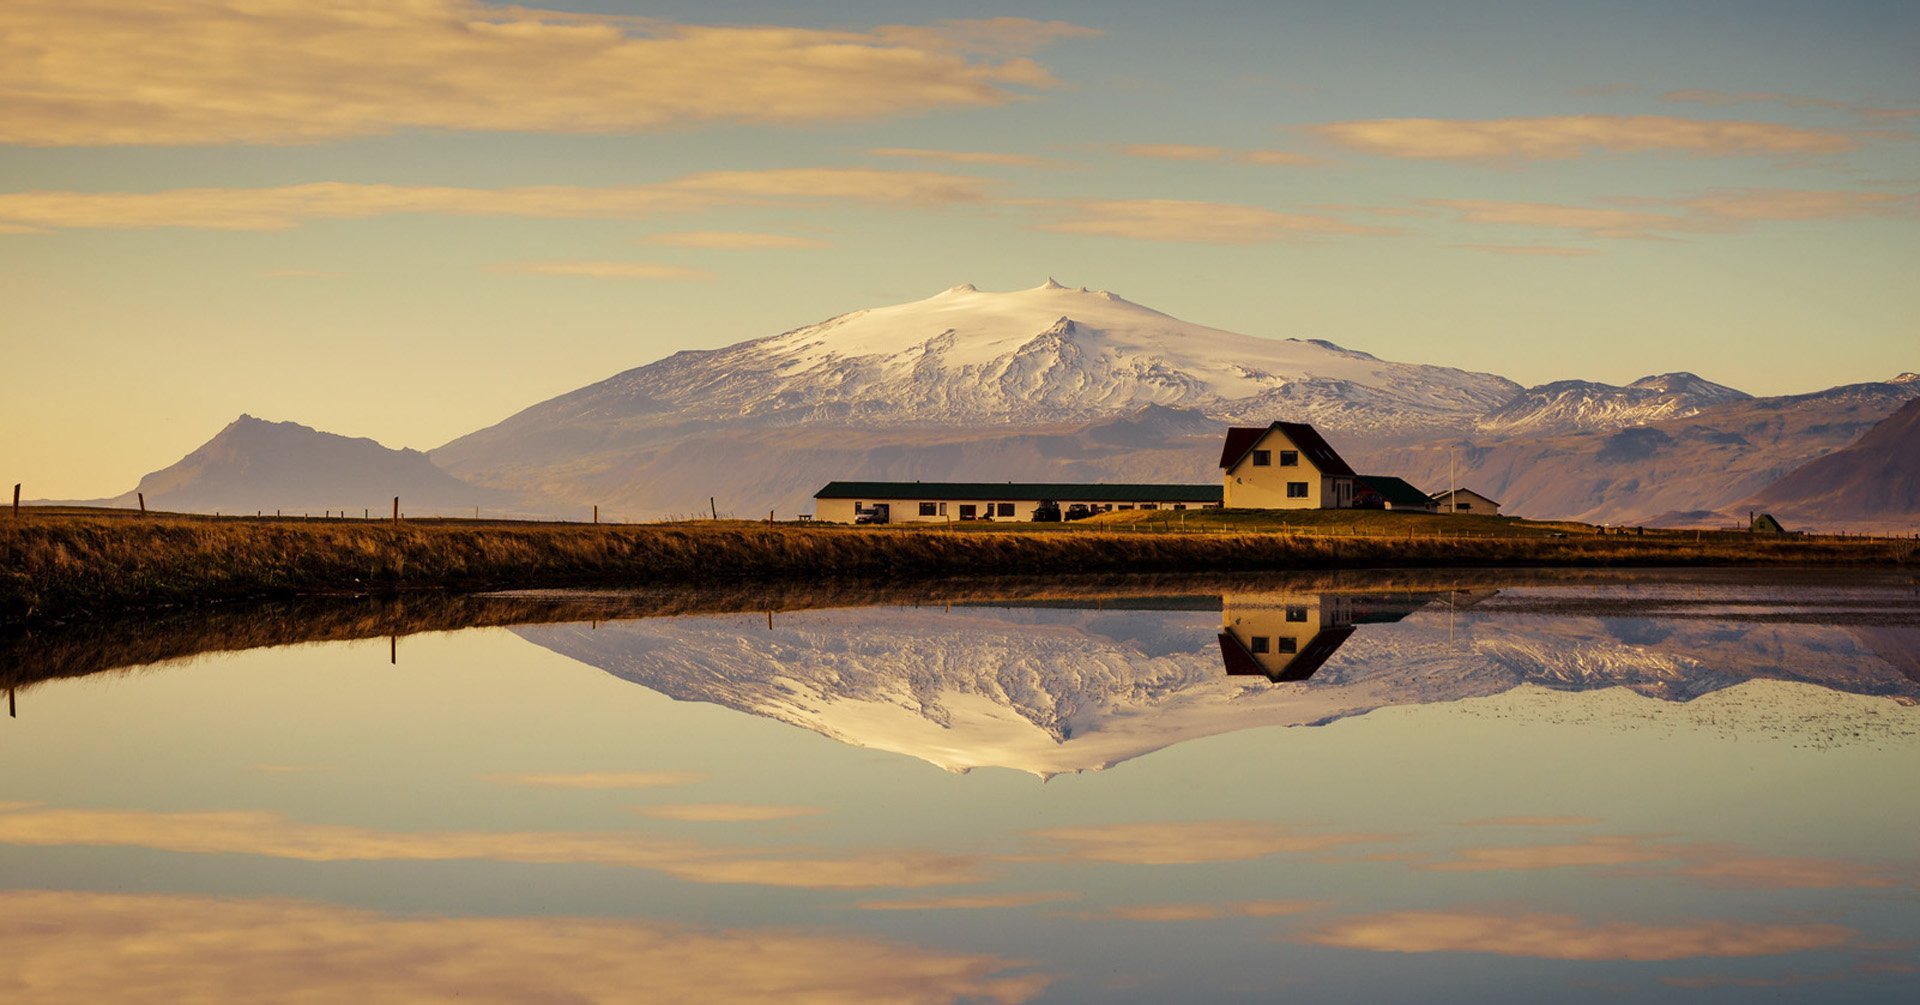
(0, 169), (990, 232)
(0, 1), (1092, 146)
(636, 803), (824, 822)
(1422, 834), (1910, 890)
(1117, 145), (1320, 166)
(1459, 815), (1606, 826)
(1660, 89), (1920, 122)
(1083, 900), (1324, 922)
(642, 231), (830, 250)
(1120, 144), (1227, 161)
(0, 890), (1049, 1004)
(1030, 821), (1397, 864)
(496, 261), (712, 281)
(1458, 244), (1601, 257)
(1430, 189), (1916, 239)
(857, 892), (1081, 911)
(485, 770), (704, 789)
(0, 804), (983, 889)
(1299, 910), (1856, 960)
(869, 148), (1064, 168)
(1036, 199), (1390, 243)
(1314, 115), (1856, 160)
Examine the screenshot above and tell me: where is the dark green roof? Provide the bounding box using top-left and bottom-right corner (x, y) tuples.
(815, 481), (1222, 503)
(1357, 475), (1432, 508)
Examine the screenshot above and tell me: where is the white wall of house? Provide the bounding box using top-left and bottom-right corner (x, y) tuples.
(1432, 489), (1501, 516)
(1222, 428), (1353, 509)
(812, 495), (1218, 524)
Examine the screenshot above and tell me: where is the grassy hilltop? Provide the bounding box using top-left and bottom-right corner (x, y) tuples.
(2, 506), (1911, 626)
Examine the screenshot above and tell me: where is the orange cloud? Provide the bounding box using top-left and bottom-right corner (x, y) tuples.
(1031, 820), (1398, 864)
(1428, 199), (1689, 238)
(1423, 834), (1910, 890)
(857, 892), (1081, 911)
(1299, 910), (1855, 960)
(0, 804), (982, 889)
(1458, 244), (1601, 257)
(1314, 115), (1856, 160)
(496, 261), (712, 281)
(1431, 188), (1916, 239)
(0, 169), (990, 232)
(868, 148), (1064, 168)
(1120, 144), (1228, 160)
(636, 803), (824, 822)
(1117, 145), (1320, 166)
(0, 890), (1049, 1004)
(1036, 199), (1390, 243)
(0, 1), (1091, 146)
(485, 770), (704, 789)
(642, 231), (830, 250)
(1085, 899), (1324, 922)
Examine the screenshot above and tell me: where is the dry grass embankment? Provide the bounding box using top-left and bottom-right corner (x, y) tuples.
(2, 506), (1911, 626)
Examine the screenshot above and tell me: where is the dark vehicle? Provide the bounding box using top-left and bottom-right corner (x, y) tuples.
(854, 503), (890, 525)
(1031, 500), (1062, 522)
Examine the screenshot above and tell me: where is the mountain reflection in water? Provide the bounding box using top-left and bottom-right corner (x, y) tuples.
(514, 581), (1920, 777)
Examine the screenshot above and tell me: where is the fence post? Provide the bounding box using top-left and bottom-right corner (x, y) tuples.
(392, 497), (400, 527)
(13, 483), (19, 519)
(138, 492), (146, 514)
(710, 497), (718, 520)
(593, 505), (599, 525)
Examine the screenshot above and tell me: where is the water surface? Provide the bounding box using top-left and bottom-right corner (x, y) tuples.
(4, 569), (1917, 1002)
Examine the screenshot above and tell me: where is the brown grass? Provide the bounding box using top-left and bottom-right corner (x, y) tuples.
(2, 506), (1911, 627)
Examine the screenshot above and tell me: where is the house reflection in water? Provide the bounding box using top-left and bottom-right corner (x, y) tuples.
(1219, 591), (1460, 682)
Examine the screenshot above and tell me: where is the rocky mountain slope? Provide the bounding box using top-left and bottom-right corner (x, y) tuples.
(1741, 395), (1920, 530)
(1349, 377), (1920, 526)
(1475, 372), (1749, 437)
(94, 415), (509, 517)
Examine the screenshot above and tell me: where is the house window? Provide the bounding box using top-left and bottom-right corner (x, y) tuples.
(1250, 636), (1270, 654)
(939, 502), (947, 516)
(1277, 637), (1298, 654)
(1140, 503), (1157, 510)
(1285, 607), (1308, 623)
(1457, 502), (1472, 511)
(1118, 504), (1134, 511)
(1279, 450), (1299, 466)
(1287, 482), (1309, 498)
(959, 504), (977, 520)
(1252, 450), (1271, 466)
(996, 503), (1015, 517)
(919, 503), (937, 516)
(1172, 504), (1185, 510)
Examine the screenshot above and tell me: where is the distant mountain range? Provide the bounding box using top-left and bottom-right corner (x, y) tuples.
(80, 415), (509, 518)
(60, 282), (1920, 529)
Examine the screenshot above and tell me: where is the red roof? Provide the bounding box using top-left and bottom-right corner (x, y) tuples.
(1218, 427), (1268, 468)
(1218, 421), (1355, 477)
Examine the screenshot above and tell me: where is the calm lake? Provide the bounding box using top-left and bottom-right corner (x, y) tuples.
(3, 569), (1917, 1003)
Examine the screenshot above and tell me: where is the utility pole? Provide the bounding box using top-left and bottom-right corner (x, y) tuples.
(1449, 446), (1457, 514)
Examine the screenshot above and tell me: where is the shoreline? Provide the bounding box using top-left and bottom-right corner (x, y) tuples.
(3, 509), (1913, 628)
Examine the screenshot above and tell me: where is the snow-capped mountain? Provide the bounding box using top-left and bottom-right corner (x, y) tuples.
(1476, 372), (1750, 437)
(432, 281), (1520, 515)
(513, 586), (1920, 777)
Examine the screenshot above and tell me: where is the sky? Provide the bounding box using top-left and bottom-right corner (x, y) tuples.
(2, 0), (1916, 497)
